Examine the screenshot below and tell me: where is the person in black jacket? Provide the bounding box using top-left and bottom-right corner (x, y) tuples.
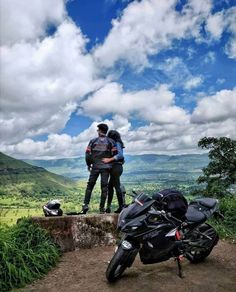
(102, 130), (125, 213)
(81, 123), (116, 214)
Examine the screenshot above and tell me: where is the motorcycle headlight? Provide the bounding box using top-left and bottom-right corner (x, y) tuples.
(121, 240), (132, 250)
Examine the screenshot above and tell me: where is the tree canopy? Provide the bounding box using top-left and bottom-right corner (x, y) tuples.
(197, 137), (236, 197)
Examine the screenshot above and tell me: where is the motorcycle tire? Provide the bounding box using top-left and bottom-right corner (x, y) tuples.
(106, 246), (129, 282)
(186, 223), (219, 264)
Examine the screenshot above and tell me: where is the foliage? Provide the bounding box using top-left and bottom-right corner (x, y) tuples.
(210, 196), (236, 242)
(197, 137), (236, 197)
(0, 218), (60, 291)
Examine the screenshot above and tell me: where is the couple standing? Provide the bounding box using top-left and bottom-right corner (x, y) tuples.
(81, 123), (125, 214)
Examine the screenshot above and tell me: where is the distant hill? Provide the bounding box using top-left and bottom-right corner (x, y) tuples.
(0, 152), (209, 198)
(25, 153), (209, 185)
(0, 152), (77, 197)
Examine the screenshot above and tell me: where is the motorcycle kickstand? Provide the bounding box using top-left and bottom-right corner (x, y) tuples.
(175, 256), (184, 278)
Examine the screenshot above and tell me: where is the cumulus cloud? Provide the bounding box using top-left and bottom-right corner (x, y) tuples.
(2, 87), (236, 158)
(0, 116), (131, 159)
(205, 12), (224, 40)
(3, 110), (236, 159)
(79, 82), (189, 124)
(206, 6), (236, 59)
(0, 0), (235, 159)
(0, 20), (104, 144)
(94, 0), (212, 69)
(0, 0), (66, 45)
(191, 88), (236, 123)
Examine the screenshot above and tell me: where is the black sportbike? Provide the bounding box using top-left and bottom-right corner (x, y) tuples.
(106, 190), (221, 282)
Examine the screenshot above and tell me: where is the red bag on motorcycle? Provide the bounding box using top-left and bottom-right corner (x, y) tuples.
(152, 189), (188, 219)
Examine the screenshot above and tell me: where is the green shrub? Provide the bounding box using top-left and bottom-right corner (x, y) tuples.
(0, 218), (60, 291)
(210, 196), (236, 241)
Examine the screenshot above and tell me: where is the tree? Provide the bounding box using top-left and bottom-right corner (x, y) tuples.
(197, 137), (236, 197)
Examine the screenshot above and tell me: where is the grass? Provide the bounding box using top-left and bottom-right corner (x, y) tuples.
(0, 218), (60, 291)
(0, 208), (43, 225)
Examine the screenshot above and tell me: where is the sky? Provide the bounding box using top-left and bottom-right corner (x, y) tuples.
(0, 0), (236, 159)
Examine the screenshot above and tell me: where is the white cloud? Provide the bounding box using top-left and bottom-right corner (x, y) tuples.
(0, 116), (131, 159)
(0, 20), (104, 144)
(1, 86), (235, 158)
(79, 82), (189, 124)
(94, 0), (212, 69)
(203, 51), (216, 64)
(206, 6), (236, 59)
(225, 7), (236, 59)
(0, 0), (66, 45)
(206, 12), (224, 40)
(225, 35), (236, 59)
(184, 76), (203, 90)
(3, 110), (236, 159)
(191, 88), (236, 123)
(0, 0), (235, 159)
(157, 57), (203, 90)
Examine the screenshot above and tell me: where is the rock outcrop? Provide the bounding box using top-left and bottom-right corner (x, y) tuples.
(32, 214), (118, 252)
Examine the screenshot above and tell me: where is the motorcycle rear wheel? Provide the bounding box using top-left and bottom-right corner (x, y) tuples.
(186, 223), (219, 264)
(106, 246), (129, 282)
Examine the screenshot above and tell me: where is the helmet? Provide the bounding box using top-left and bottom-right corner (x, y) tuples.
(43, 199), (63, 216)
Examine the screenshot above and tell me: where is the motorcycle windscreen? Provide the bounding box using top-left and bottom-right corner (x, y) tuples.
(123, 198), (154, 220)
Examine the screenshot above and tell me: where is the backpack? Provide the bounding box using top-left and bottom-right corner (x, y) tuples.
(152, 189), (188, 219)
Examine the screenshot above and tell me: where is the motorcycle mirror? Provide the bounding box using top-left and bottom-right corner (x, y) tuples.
(132, 190), (138, 196)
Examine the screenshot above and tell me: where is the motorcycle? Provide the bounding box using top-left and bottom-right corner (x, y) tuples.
(106, 190), (221, 282)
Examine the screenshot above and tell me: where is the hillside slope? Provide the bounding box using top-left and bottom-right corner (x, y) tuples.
(0, 152), (76, 197)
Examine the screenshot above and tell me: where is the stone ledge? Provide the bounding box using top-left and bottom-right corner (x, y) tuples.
(32, 214), (118, 252)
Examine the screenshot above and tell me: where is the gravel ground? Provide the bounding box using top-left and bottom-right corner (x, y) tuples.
(17, 240), (236, 292)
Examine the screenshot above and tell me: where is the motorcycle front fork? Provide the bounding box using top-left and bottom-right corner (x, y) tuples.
(174, 230), (184, 278)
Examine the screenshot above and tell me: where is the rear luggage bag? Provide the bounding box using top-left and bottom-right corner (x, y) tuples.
(152, 189), (188, 219)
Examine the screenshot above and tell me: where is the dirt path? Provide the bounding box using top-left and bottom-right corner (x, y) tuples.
(18, 241), (236, 292)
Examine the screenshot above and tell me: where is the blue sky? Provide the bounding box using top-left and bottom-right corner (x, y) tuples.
(0, 0), (235, 159)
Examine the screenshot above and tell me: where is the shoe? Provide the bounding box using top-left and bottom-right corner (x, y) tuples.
(81, 204), (89, 214)
(99, 208), (105, 214)
(114, 206), (123, 214)
(105, 206), (111, 213)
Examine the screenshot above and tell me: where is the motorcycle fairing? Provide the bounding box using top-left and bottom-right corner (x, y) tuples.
(139, 231), (176, 264)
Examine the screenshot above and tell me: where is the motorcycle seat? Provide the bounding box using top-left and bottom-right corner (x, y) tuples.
(185, 205), (206, 223)
(190, 198), (217, 209)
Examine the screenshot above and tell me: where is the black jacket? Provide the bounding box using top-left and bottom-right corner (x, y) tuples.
(85, 136), (116, 169)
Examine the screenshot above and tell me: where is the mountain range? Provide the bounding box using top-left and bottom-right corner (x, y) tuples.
(25, 153), (209, 184)
(0, 151), (209, 198)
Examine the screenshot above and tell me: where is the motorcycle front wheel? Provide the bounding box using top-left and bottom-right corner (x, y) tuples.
(106, 246), (130, 282)
(186, 223), (219, 264)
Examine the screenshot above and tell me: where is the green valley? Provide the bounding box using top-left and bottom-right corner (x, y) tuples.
(1, 152), (209, 225)
(0, 152), (77, 198)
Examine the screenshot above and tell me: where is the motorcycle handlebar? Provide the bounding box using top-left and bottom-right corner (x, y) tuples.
(148, 209), (165, 216)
